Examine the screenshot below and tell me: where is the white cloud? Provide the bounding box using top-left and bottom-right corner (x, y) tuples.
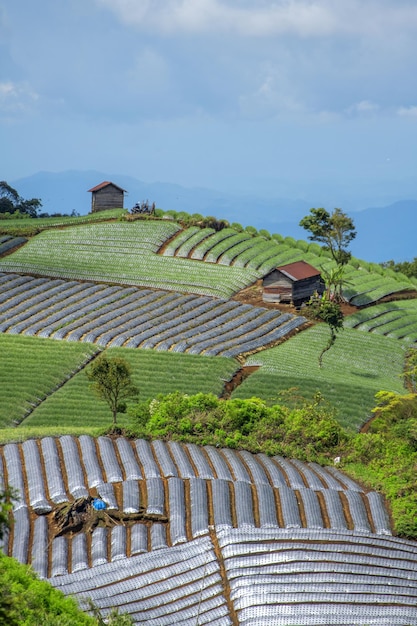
(0, 81), (39, 115)
(95, 0), (417, 38)
(345, 100), (380, 116)
(397, 105), (417, 117)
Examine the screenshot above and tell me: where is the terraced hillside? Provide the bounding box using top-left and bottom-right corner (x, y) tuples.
(2, 436), (417, 625)
(1, 213), (417, 625)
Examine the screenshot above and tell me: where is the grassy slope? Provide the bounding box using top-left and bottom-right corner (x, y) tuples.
(17, 347), (239, 431)
(233, 325), (406, 430)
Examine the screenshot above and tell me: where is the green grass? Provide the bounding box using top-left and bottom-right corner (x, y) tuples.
(232, 325), (407, 430)
(344, 299), (417, 342)
(0, 334), (99, 428)
(20, 348), (239, 430)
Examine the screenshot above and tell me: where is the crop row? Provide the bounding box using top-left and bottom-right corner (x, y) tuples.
(0, 273), (302, 356)
(344, 299), (417, 342)
(1, 334), (239, 429)
(0, 208), (127, 232)
(233, 326), (406, 430)
(161, 226), (416, 305)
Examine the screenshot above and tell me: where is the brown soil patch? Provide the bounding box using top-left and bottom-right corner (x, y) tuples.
(221, 366), (259, 398)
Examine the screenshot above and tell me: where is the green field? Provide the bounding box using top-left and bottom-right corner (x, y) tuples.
(232, 325), (407, 430)
(18, 346), (239, 430)
(0, 208), (127, 232)
(0, 334), (99, 428)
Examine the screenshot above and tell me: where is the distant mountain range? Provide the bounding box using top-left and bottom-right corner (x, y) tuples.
(12, 170), (416, 263)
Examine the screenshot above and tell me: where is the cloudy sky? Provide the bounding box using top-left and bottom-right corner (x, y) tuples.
(1, 0), (417, 206)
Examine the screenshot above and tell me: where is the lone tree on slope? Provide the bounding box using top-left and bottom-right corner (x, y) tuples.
(86, 355), (138, 426)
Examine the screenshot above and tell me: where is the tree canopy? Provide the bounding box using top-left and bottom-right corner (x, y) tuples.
(0, 181), (42, 217)
(86, 355), (138, 425)
(299, 207), (356, 266)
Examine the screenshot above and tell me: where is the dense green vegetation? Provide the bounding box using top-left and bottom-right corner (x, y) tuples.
(233, 326), (406, 430)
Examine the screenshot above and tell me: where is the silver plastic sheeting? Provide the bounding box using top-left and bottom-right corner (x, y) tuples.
(91, 526), (108, 567)
(146, 476), (165, 515)
(189, 477), (209, 537)
(130, 523), (148, 555)
(168, 477), (187, 545)
(321, 489), (348, 530)
(134, 439), (161, 478)
(272, 456), (306, 489)
(78, 435), (104, 488)
(97, 482), (118, 510)
(3, 443), (26, 510)
(21, 439), (52, 514)
(255, 454), (288, 488)
(211, 479), (233, 530)
(256, 483), (279, 528)
(12, 506), (29, 563)
(325, 465), (364, 491)
(308, 462), (347, 491)
(167, 441), (195, 478)
(233, 481), (255, 528)
(185, 443), (215, 479)
(238, 450), (270, 485)
(278, 485), (302, 528)
(220, 449), (251, 483)
(111, 525), (127, 561)
(71, 533), (88, 573)
(150, 523), (167, 550)
(367, 491), (392, 535)
(40, 437), (67, 503)
(204, 446), (233, 481)
(30, 515), (48, 578)
(51, 535), (68, 577)
(115, 438), (142, 480)
(151, 440), (177, 477)
(297, 488), (324, 529)
(97, 436), (123, 482)
(344, 490), (371, 532)
(290, 459), (325, 490)
(59, 436), (88, 499)
(122, 479), (141, 513)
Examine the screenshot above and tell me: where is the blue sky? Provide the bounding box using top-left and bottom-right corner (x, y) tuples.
(1, 0), (417, 207)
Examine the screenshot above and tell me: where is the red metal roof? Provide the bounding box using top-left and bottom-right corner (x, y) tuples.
(87, 181), (127, 193)
(276, 260), (321, 281)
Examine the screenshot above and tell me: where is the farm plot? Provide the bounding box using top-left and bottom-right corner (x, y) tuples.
(0, 208), (126, 232)
(0, 334), (99, 429)
(0, 235), (27, 255)
(21, 348), (240, 430)
(232, 326), (406, 430)
(0, 223), (258, 298)
(344, 299), (417, 342)
(2, 435), (417, 625)
(0, 273), (304, 355)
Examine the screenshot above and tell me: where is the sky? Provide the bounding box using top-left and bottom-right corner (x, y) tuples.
(1, 0), (417, 208)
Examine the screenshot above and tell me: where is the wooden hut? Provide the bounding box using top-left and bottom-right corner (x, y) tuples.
(263, 260), (325, 305)
(88, 181), (126, 213)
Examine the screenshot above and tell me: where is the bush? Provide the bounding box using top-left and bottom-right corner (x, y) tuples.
(231, 222), (243, 232)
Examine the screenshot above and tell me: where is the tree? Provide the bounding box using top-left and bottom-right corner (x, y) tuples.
(86, 356), (138, 425)
(299, 208), (356, 266)
(304, 293), (344, 367)
(0, 181), (42, 217)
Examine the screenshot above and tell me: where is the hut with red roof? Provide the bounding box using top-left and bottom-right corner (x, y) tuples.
(263, 260), (325, 306)
(88, 181), (126, 213)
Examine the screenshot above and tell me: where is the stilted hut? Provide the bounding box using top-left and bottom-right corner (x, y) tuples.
(88, 181), (126, 213)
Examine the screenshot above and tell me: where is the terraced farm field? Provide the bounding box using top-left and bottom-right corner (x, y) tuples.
(0, 336), (239, 431)
(0, 222), (259, 298)
(344, 298), (417, 342)
(2, 213), (417, 625)
(0, 273), (306, 356)
(233, 326), (407, 430)
(2, 435), (417, 625)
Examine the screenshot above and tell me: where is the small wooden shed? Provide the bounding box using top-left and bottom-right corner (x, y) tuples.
(88, 181), (126, 213)
(263, 260), (325, 305)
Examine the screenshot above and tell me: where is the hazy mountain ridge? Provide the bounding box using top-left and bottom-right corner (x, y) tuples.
(11, 171), (416, 263)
